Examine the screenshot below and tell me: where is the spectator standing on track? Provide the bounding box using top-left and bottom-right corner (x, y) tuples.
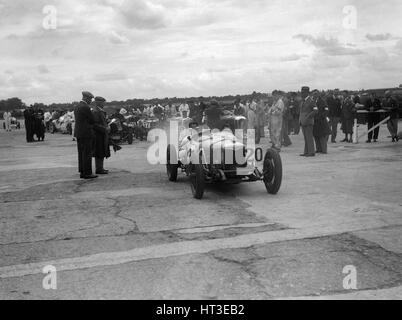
(313, 91), (330, 153)
(44, 110), (52, 132)
(234, 99), (246, 117)
(23, 106), (35, 142)
(299, 86), (318, 157)
(281, 94), (292, 147)
(365, 93), (382, 143)
(3, 110), (12, 132)
(92, 96), (111, 175)
(179, 101), (190, 118)
(247, 99), (258, 141)
(170, 103), (177, 117)
(289, 93), (300, 135)
(327, 91), (342, 143)
(340, 96), (356, 143)
(256, 98), (266, 139)
(74, 91), (97, 180)
(383, 91), (399, 142)
(33, 106), (45, 141)
(268, 91), (285, 151)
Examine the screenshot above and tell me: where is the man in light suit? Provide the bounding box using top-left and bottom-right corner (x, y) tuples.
(268, 91), (285, 151)
(299, 86), (318, 157)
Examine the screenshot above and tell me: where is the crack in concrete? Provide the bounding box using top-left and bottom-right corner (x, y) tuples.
(106, 197), (139, 234)
(207, 248), (273, 299)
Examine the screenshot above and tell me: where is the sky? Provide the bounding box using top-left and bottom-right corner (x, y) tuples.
(0, 0), (402, 104)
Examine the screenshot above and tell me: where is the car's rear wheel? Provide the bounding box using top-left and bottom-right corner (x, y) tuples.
(190, 162), (205, 199)
(166, 144), (178, 182)
(263, 148), (282, 194)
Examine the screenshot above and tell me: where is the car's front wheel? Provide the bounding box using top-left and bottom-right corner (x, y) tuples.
(190, 162), (205, 199)
(166, 144), (178, 182)
(263, 148), (282, 194)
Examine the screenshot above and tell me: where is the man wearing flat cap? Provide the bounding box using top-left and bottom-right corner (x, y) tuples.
(74, 91), (97, 179)
(299, 86), (318, 157)
(92, 96), (111, 174)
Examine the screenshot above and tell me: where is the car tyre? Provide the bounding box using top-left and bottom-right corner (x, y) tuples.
(263, 148), (282, 194)
(166, 144), (178, 182)
(190, 162), (205, 199)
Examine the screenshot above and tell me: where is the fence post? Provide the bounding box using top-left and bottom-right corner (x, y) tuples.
(353, 118), (358, 144)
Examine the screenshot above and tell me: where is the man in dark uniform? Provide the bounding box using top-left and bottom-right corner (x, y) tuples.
(288, 93), (300, 135)
(326, 91), (342, 143)
(299, 86), (318, 157)
(365, 93), (382, 143)
(313, 91), (331, 154)
(384, 91), (399, 142)
(23, 105), (35, 143)
(74, 91), (97, 179)
(33, 106), (45, 141)
(205, 100), (224, 130)
(92, 96), (111, 174)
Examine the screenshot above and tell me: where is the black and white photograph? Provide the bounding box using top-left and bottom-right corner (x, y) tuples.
(0, 0), (401, 305)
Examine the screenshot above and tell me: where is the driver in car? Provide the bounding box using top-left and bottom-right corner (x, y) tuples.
(179, 120), (200, 147)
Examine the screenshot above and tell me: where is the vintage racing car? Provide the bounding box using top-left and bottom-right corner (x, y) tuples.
(49, 115), (73, 135)
(109, 116), (134, 145)
(135, 117), (160, 141)
(166, 118), (282, 199)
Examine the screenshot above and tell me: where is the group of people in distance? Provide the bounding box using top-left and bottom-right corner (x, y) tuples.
(23, 105), (46, 142)
(230, 87), (399, 156)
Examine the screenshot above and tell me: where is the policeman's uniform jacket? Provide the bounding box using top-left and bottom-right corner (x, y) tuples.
(74, 100), (95, 139)
(299, 96), (318, 127)
(313, 97), (331, 138)
(92, 106), (111, 159)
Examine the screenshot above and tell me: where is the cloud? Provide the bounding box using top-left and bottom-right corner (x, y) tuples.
(108, 30), (129, 44)
(293, 34), (363, 56)
(395, 40), (402, 50)
(366, 33), (392, 41)
(37, 65), (50, 74)
(94, 72), (128, 82)
(280, 54), (308, 62)
(113, 0), (168, 30)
